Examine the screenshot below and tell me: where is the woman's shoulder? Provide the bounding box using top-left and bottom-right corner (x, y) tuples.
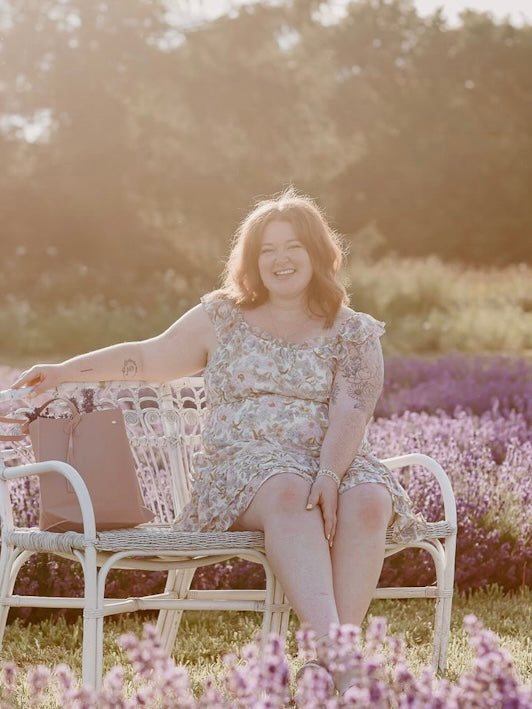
(335, 306), (386, 342)
(201, 289), (234, 305)
(200, 289), (239, 311)
(200, 290), (241, 326)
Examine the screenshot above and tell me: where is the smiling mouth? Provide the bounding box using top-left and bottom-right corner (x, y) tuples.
(274, 268), (295, 276)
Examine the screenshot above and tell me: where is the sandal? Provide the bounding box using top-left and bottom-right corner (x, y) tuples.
(295, 659), (327, 681)
(314, 634), (356, 696)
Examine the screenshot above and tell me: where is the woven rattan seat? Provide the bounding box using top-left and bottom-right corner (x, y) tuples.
(0, 379), (457, 689)
(4, 521), (456, 555)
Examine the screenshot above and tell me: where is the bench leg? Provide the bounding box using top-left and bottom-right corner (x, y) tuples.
(156, 568), (196, 656)
(81, 547), (99, 690)
(0, 544), (17, 647)
(433, 593), (453, 673)
(267, 575), (290, 639)
(0, 548), (34, 649)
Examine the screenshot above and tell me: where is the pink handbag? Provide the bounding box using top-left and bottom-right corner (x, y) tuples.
(1, 397), (153, 532)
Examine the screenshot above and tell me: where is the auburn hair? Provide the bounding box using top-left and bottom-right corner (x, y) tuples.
(221, 187), (348, 327)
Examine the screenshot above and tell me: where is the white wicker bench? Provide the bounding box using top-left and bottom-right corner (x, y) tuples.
(0, 379), (457, 688)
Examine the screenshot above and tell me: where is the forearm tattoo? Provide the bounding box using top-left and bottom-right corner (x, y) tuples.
(122, 358), (138, 378)
(336, 336), (383, 412)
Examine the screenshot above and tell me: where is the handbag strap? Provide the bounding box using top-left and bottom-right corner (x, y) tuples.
(0, 397), (81, 442)
(32, 397), (81, 422)
(0, 414), (29, 441)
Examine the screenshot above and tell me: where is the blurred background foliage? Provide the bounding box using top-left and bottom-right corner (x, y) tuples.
(1, 0), (531, 357)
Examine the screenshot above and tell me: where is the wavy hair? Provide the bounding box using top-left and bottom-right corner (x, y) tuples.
(221, 188), (348, 327)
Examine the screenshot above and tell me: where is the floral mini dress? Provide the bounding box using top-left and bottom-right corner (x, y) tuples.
(175, 292), (427, 543)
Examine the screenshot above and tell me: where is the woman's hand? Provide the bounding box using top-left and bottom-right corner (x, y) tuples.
(12, 364), (64, 397)
(306, 476), (338, 546)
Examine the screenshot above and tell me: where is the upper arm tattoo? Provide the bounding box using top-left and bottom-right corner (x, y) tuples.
(336, 336), (383, 412)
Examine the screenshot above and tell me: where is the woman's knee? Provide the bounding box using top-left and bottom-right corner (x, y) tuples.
(233, 474), (310, 531)
(257, 474), (311, 516)
(339, 483), (393, 530)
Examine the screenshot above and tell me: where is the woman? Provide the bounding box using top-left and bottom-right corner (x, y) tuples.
(13, 188), (425, 694)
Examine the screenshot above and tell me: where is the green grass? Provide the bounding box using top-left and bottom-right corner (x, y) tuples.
(1, 586), (530, 706)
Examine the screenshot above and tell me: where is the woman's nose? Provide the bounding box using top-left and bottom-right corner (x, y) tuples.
(273, 247), (290, 261)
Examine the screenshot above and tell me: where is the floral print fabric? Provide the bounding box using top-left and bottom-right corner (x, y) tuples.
(175, 292), (427, 542)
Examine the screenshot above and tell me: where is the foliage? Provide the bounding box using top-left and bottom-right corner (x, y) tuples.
(348, 256), (532, 355)
(0, 294), (199, 359)
(325, 2), (532, 265)
(0, 0), (209, 297)
(1, 255), (531, 358)
(1, 0), (532, 315)
(1, 616), (530, 707)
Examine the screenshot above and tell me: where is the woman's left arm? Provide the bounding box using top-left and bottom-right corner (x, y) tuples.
(321, 332), (384, 474)
(306, 332), (384, 544)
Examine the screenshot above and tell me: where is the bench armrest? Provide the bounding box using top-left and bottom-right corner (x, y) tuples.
(381, 453), (457, 528)
(0, 461), (97, 539)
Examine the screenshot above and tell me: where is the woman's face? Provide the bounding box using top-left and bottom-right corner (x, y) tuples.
(257, 219), (313, 301)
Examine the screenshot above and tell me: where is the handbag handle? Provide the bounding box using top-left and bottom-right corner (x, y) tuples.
(0, 414), (29, 441)
(0, 387), (38, 441)
(0, 397), (82, 442)
(32, 397), (81, 423)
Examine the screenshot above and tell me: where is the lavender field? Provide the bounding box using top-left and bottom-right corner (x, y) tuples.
(0, 354), (530, 608)
(0, 355), (530, 706)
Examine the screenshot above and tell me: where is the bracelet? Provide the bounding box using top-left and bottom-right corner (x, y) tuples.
(316, 468), (341, 487)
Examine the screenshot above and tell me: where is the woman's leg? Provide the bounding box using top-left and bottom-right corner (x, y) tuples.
(233, 473), (339, 637)
(331, 483), (393, 626)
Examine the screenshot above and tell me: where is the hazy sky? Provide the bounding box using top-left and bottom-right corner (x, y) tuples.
(413, 0), (531, 24)
(180, 0), (532, 26)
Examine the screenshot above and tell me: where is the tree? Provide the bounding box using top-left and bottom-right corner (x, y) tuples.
(1, 0), (531, 314)
(0, 0), (209, 303)
(313, 1), (532, 263)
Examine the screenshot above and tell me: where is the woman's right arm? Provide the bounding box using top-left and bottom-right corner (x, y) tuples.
(12, 303), (215, 396)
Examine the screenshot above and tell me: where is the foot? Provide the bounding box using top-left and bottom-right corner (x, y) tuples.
(295, 659), (327, 681)
(315, 634), (358, 696)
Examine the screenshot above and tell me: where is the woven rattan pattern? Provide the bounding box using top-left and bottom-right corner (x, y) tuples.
(5, 521), (455, 554)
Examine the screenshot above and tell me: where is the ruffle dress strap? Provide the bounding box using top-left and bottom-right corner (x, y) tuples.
(200, 291), (240, 346)
(339, 311), (385, 345)
(336, 311), (386, 371)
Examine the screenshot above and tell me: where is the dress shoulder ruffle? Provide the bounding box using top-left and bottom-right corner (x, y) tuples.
(200, 291), (239, 345)
(337, 310), (386, 345)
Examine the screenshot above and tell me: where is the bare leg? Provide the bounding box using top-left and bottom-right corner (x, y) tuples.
(331, 482), (393, 626)
(232, 473), (339, 636)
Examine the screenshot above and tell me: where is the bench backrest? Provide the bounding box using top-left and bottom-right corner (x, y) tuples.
(5, 378), (206, 525)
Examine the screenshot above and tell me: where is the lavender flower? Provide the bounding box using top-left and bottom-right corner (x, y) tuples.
(27, 665), (51, 707)
(1, 616), (531, 707)
(0, 661), (18, 703)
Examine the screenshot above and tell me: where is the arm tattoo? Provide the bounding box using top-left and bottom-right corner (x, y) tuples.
(337, 336), (383, 412)
(122, 358), (138, 378)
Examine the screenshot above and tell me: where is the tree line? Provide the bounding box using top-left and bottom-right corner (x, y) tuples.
(1, 0), (531, 308)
